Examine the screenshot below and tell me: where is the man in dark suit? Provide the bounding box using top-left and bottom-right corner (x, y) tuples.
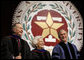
(1, 23), (32, 59)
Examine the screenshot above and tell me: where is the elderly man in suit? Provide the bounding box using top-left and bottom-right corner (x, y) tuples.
(1, 23), (33, 59)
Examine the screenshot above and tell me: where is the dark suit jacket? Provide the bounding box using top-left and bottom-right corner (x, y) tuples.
(1, 35), (33, 59)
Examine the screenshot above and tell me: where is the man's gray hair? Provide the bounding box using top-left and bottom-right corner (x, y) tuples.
(12, 22), (21, 33)
(33, 36), (43, 45)
(12, 22), (21, 29)
(58, 29), (67, 38)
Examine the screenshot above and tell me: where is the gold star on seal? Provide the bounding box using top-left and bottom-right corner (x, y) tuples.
(34, 12), (64, 41)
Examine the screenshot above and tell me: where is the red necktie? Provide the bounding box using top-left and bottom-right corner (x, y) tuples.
(17, 39), (20, 49)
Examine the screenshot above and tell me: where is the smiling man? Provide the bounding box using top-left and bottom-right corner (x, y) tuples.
(52, 29), (80, 59)
(1, 23), (32, 59)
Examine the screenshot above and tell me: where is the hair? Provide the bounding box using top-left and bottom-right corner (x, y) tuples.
(58, 29), (67, 38)
(33, 36), (43, 45)
(12, 22), (21, 33)
(12, 22), (21, 29)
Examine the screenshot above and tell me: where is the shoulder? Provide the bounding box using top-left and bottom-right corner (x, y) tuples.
(72, 43), (77, 49)
(45, 50), (50, 54)
(32, 49), (39, 54)
(41, 49), (50, 53)
(72, 43), (76, 47)
(2, 36), (11, 39)
(20, 39), (27, 43)
(32, 49), (38, 52)
(53, 43), (63, 52)
(1, 36), (13, 46)
(68, 42), (76, 48)
(54, 43), (61, 49)
(32, 49), (36, 52)
(1, 36), (12, 42)
(68, 42), (78, 50)
(20, 39), (30, 46)
(45, 50), (50, 52)
(32, 49), (47, 53)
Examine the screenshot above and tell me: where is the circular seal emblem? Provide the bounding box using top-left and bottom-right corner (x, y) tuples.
(12, 1), (83, 54)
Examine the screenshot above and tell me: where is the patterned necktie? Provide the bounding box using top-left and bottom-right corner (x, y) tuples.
(17, 39), (21, 50)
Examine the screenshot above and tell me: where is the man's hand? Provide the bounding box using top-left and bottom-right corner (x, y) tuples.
(15, 53), (22, 59)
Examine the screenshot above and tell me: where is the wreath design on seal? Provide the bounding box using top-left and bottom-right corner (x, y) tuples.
(49, 3), (76, 43)
(23, 2), (76, 45)
(23, 3), (46, 45)
(13, 1), (83, 52)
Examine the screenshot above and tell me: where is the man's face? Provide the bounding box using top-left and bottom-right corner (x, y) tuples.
(13, 24), (23, 37)
(59, 30), (68, 42)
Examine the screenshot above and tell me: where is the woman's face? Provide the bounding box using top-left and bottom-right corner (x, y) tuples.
(37, 38), (45, 49)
